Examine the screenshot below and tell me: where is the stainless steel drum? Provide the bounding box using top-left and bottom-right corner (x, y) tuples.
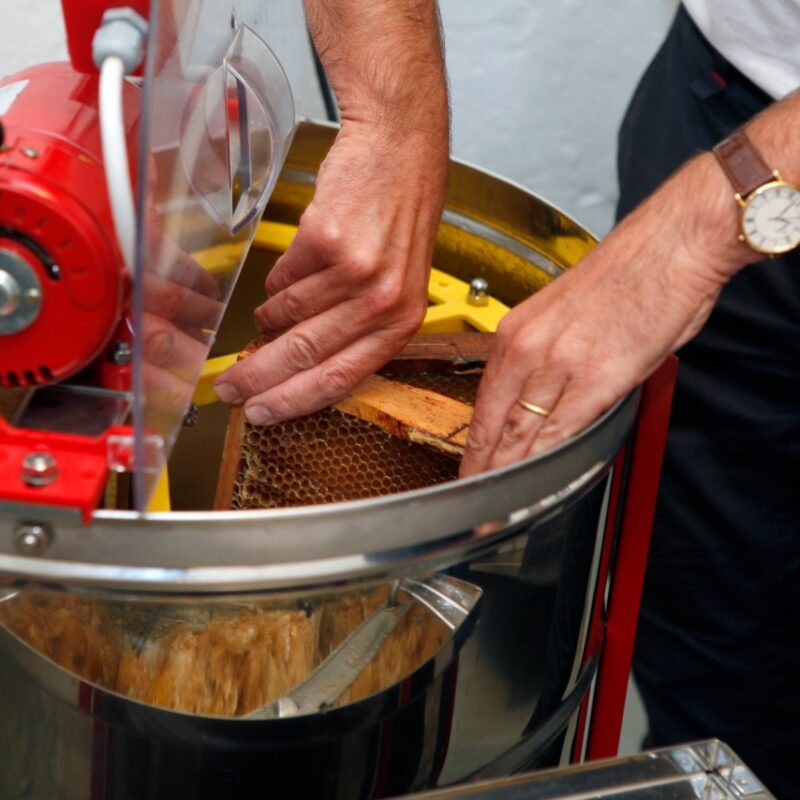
(410, 740), (775, 800)
(0, 122), (640, 799)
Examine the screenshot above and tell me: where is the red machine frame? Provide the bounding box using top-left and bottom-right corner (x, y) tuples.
(573, 356), (678, 760)
(0, 2), (148, 519)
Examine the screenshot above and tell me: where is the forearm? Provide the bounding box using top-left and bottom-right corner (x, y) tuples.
(214, 2), (450, 420)
(303, 0), (449, 144)
(634, 90), (800, 285)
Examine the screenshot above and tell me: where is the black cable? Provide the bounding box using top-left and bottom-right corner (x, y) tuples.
(307, 27), (339, 123)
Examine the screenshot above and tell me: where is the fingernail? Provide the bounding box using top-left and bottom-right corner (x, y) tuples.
(245, 405), (274, 426)
(214, 382), (242, 404)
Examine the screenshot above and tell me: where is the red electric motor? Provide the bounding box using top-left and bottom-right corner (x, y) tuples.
(0, 61), (139, 390)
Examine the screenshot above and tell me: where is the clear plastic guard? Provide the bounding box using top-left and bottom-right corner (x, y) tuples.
(13, 384), (132, 437)
(132, 0), (296, 509)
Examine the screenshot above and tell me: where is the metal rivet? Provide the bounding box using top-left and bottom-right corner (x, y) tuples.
(109, 340), (132, 365)
(14, 523), (53, 556)
(467, 277), (490, 307)
(20, 451), (59, 487)
(21, 147), (39, 159)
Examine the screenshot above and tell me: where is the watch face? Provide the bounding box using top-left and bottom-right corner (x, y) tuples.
(742, 182), (800, 254)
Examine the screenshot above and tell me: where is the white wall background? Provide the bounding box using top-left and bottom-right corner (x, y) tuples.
(2, 0), (677, 233)
(441, 0), (678, 233)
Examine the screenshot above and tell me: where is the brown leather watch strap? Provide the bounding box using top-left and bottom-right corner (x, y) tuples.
(713, 130), (774, 198)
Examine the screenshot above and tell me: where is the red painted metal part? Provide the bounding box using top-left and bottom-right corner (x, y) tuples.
(0, 61), (141, 516)
(61, 0), (151, 74)
(570, 445), (628, 762)
(0, 63), (135, 388)
(0, 418), (132, 523)
(583, 356), (678, 760)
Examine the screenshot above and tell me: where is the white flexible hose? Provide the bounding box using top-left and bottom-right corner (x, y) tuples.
(99, 55), (136, 275)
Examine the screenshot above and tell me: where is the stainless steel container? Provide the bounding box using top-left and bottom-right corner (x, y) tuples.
(409, 740), (774, 799)
(0, 122), (642, 799)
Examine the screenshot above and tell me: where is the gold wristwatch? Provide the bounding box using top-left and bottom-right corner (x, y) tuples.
(712, 130), (800, 255)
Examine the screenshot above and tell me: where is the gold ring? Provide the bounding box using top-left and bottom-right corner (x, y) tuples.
(517, 399), (552, 418)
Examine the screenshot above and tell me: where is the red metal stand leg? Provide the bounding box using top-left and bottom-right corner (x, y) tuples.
(585, 356), (678, 760)
(570, 444), (627, 762)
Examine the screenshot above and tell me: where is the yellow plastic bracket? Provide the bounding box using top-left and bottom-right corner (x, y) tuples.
(253, 221), (298, 252)
(169, 220), (512, 508)
(423, 268), (508, 334)
(194, 354), (239, 406)
(191, 221), (510, 401)
(146, 467), (172, 513)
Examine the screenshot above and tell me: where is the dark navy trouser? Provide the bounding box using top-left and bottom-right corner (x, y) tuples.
(617, 7), (800, 797)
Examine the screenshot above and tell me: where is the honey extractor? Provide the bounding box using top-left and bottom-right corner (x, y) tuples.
(0, 122), (670, 799)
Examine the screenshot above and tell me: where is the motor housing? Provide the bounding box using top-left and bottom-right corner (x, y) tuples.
(0, 62), (136, 388)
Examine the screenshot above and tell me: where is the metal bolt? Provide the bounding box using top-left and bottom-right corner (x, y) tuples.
(25, 287), (41, 305)
(109, 340), (132, 365)
(14, 523), (53, 556)
(20, 451), (59, 487)
(182, 403), (199, 427)
(21, 147), (39, 159)
(467, 277), (490, 307)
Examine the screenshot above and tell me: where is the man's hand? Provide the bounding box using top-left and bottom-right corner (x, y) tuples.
(461, 92), (800, 476)
(213, 0), (449, 424)
(460, 153), (749, 477)
(460, 87), (800, 477)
